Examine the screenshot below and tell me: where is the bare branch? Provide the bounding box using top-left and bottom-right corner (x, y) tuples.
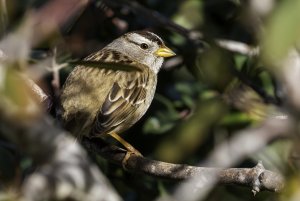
(82, 137), (285, 193)
(153, 117), (291, 201)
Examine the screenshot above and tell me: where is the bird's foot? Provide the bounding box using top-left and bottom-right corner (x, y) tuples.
(122, 147), (143, 170)
(108, 132), (143, 169)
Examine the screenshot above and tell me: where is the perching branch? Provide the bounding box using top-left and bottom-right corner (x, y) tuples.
(82, 137), (285, 194)
(166, 118), (291, 201)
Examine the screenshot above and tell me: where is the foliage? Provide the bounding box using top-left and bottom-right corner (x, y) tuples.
(0, 0), (300, 201)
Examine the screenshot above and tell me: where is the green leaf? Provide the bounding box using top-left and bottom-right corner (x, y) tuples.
(262, 0), (300, 65)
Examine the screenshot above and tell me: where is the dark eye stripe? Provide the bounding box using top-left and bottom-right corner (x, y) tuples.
(124, 36), (150, 50)
(124, 31), (164, 46)
(134, 31), (164, 46)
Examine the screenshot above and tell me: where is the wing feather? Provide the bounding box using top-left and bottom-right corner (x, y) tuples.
(92, 67), (149, 135)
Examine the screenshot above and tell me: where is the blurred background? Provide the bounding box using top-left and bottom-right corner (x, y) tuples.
(0, 0), (300, 201)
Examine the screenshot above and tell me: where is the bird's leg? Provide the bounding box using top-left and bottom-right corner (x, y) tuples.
(108, 132), (142, 157)
(108, 132), (142, 169)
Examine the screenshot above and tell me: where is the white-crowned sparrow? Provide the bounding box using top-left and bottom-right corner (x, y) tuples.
(60, 31), (175, 155)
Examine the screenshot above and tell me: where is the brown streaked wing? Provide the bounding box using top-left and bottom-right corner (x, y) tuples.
(91, 70), (149, 135)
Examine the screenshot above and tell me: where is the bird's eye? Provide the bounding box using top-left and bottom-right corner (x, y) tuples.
(140, 43), (149, 50)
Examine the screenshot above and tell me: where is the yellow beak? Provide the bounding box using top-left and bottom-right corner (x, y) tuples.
(155, 46), (176, 58)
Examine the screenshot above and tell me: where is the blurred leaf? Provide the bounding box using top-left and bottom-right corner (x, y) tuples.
(143, 82), (206, 134)
(155, 94), (180, 118)
(200, 89), (219, 100)
(174, 82), (202, 108)
(259, 71), (275, 97)
(155, 98), (227, 163)
(219, 112), (252, 126)
(262, 0), (300, 65)
(20, 157), (32, 171)
(0, 0), (8, 36)
(0, 67), (41, 120)
(234, 54), (248, 70)
(173, 0), (203, 29)
(4, 69), (30, 107)
(180, 94), (195, 109)
(239, 56), (262, 79)
(196, 46), (234, 91)
(143, 94), (180, 134)
(170, 32), (185, 47)
(280, 174), (300, 201)
(143, 117), (175, 134)
(175, 82), (195, 96)
(157, 181), (169, 197)
(253, 139), (292, 173)
(224, 81), (272, 121)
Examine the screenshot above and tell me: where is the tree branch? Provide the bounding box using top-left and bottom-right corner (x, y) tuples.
(82, 137), (284, 193)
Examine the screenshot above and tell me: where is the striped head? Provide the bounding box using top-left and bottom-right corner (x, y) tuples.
(104, 31), (175, 73)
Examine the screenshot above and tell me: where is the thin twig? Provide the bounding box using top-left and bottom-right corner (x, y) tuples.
(50, 48), (69, 97)
(217, 39), (260, 56)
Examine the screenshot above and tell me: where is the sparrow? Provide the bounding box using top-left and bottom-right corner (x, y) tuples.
(60, 31), (175, 156)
